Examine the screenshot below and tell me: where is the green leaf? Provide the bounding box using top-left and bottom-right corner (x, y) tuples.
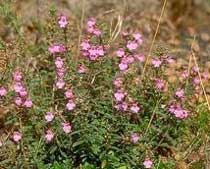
(118, 166), (127, 169)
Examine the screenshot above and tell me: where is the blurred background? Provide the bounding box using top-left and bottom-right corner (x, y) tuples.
(0, 0), (210, 63)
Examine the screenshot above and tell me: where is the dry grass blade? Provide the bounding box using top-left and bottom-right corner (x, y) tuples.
(191, 37), (210, 111)
(109, 15), (123, 43)
(141, 0), (168, 79)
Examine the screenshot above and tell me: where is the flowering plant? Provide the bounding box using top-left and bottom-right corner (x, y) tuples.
(0, 4), (209, 169)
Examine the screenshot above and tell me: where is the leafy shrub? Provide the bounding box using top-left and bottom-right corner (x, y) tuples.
(0, 3), (209, 169)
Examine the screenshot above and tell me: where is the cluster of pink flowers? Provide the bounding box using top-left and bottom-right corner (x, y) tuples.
(44, 111), (72, 142)
(58, 15), (68, 28)
(179, 65), (209, 96)
(191, 66), (201, 88)
(0, 86), (7, 97)
(168, 103), (188, 119)
(180, 65), (208, 87)
(151, 56), (175, 92)
(116, 32), (145, 71)
(80, 40), (105, 61)
(180, 70), (189, 80)
(126, 33), (143, 51)
(151, 55), (174, 68)
(65, 89), (76, 111)
(13, 70), (33, 108)
(175, 88), (184, 100)
(113, 77), (140, 113)
(167, 87), (187, 119)
(154, 78), (165, 91)
(44, 124), (72, 143)
(46, 23), (74, 142)
(54, 57), (67, 89)
(48, 44), (66, 54)
(80, 18), (105, 61)
(50, 43), (76, 110)
(86, 18), (101, 36)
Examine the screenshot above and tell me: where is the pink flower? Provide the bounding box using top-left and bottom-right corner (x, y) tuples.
(155, 78), (165, 91)
(12, 131), (22, 143)
(14, 82), (24, 93)
(175, 89), (184, 99)
(135, 54), (145, 62)
(174, 109), (188, 119)
(121, 102), (128, 111)
(23, 98), (33, 108)
(86, 18), (102, 36)
(143, 159), (153, 168)
(45, 112), (54, 122)
(93, 29), (102, 36)
(62, 122), (72, 134)
(181, 70), (189, 79)
(45, 130), (54, 142)
(193, 77), (200, 86)
(202, 72), (209, 80)
(132, 33), (143, 45)
(152, 58), (162, 68)
(19, 88), (28, 97)
(0, 87), (7, 97)
(192, 66), (199, 73)
(0, 140), (2, 147)
(122, 56), (134, 64)
(56, 67), (66, 78)
(55, 80), (65, 89)
(119, 62), (128, 71)
(168, 103), (188, 119)
(55, 57), (64, 69)
(130, 103), (140, 113)
(14, 97), (23, 106)
(114, 102), (128, 112)
(80, 40), (90, 50)
(96, 46), (104, 56)
(132, 33), (142, 40)
(66, 100), (76, 111)
(114, 90), (126, 102)
(86, 26), (95, 34)
(116, 48), (125, 58)
(77, 64), (87, 74)
(88, 47), (97, 56)
(48, 44), (66, 54)
(64, 90), (74, 99)
(121, 31), (129, 37)
(113, 77), (123, 88)
(87, 18), (96, 27)
(13, 70), (23, 81)
(164, 56), (175, 64)
(130, 133), (140, 144)
(58, 15), (68, 28)
(89, 54), (98, 61)
(126, 41), (138, 51)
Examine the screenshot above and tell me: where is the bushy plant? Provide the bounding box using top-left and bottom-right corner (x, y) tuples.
(0, 3), (209, 169)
